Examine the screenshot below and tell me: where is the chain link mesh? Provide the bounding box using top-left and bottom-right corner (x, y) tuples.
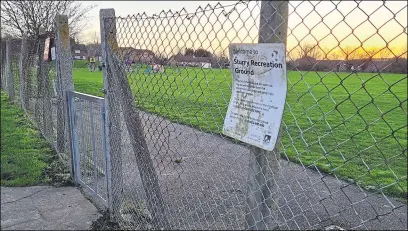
(103, 0), (407, 230)
(1, 40), (7, 93)
(1, 0), (406, 230)
(1, 32), (70, 163)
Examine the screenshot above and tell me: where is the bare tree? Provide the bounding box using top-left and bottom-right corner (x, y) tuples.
(373, 48), (393, 60)
(328, 51), (340, 60)
(400, 43), (408, 59)
(341, 46), (360, 60)
(1, 1), (96, 39)
(194, 48), (212, 57)
(295, 42), (323, 60)
(184, 48), (195, 56)
(86, 32), (101, 57)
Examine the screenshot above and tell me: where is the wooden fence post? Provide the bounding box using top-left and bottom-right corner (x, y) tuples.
(245, 1), (289, 230)
(100, 9), (123, 221)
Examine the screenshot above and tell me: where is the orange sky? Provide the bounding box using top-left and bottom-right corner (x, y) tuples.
(81, 1), (407, 60)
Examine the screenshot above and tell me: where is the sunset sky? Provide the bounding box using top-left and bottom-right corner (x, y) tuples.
(79, 1), (407, 59)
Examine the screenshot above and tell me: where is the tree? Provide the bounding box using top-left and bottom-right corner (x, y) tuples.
(400, 44), (407, 59)
(296, 42), (323, 60)
(184, 48), (194, 56)
(1, 1), (96, 39)
(373, 48), (393, 60)
(194, 48), (212, 57)
(86, 32), (100, 57)
(328, 51), (340, 60)
(341, 46), (368, 60)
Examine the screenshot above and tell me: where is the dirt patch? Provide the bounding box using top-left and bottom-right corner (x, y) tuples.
(42, 151), (75, 187)
(90, 210), (121, 230)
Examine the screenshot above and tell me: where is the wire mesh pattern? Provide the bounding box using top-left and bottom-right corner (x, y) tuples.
(68, 91), (109, 206)
(1, 40), (7, 92)
(1, 0), (406, 230)
(103, 0), (407, 230)
(9, 39), (21, 103)
(1, 35), (70, 161)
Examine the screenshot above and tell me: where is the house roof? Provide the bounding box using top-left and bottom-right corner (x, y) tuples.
(118, 47), (155, 56)
(290, 57), (405, 71)
(72, 43), (87, 50)
(87, 44), (101, 56)
(170, 54), (213, 63)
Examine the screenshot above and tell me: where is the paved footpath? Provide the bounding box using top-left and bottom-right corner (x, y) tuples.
(1, 186), (100, 230)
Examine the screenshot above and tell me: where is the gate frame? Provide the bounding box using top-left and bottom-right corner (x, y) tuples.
(67, 90), (110, 207)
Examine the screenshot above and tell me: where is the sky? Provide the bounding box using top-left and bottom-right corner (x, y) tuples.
(80, 1), (228, 42)
(78, 1), (407, 59)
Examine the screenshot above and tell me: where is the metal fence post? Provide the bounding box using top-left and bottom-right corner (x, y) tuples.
(66, 90), (78, 181)
(55, 14), (74, 167)
(100, 8), (123, 221)
(19, 37), (29, 112)
(245, 1), (289, 230)
(5, 40), (15, 102)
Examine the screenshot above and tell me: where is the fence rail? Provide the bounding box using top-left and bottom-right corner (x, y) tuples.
(1, 0), (407, 230)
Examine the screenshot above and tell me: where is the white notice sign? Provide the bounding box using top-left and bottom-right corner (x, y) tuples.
(223, 43), (287, 151)
(51, 47), (56, 61)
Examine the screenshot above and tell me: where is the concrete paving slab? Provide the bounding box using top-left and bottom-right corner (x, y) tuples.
(1, 186), (100, 230)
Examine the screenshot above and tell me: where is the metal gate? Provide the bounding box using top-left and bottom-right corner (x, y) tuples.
(67, 91), (109, 207)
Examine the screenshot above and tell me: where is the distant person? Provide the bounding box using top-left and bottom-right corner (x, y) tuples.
(89, 57), (96, 72)
(124, 59), (133, 72)
(350, 65), (356, 74)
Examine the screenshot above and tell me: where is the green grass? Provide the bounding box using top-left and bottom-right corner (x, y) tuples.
(73, 59), (100, 69)
(1, 91), (54, 186)
(72, 66), (407, 200)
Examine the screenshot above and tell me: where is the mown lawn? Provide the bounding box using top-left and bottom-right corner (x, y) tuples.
(1, 91), (54, 186)
(72, 65), (407, 200)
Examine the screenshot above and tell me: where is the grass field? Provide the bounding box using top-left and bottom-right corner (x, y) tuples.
(0, 91), (54, 186)
(72, 65), (407, 200)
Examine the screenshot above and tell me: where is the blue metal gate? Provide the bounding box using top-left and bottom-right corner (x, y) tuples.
(67, 91), (109, 207)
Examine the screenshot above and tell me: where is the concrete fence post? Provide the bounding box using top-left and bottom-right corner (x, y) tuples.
(5, 40), (15, 102)
(100, 8), (123, 221)
(102, 9), (171, 229)
(19, 37), (29, 112)
(34, 38), (45, 126)
(245, 1), (289, 230)
(1, 41), (5, 91)
(42, 55), (52, 141)
(55, 14), (74, 163)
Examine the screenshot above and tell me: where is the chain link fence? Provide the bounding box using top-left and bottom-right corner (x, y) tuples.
(1, 0), (406, 230)
(1, 33), (71, 166)
(102, 0), (407, 230)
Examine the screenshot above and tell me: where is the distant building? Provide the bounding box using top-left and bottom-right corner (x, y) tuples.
(71, 44), (88, 60)
(168, 54), (213, 68)
(290, 57), (406, 74)
(117, 47), (155, 64)
(86, 43), (101, 61)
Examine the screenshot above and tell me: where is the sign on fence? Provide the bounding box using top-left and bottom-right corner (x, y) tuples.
(223, 43), (287, 151)
(43, 37), (56, 61)
(43, 37), (51, 61)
